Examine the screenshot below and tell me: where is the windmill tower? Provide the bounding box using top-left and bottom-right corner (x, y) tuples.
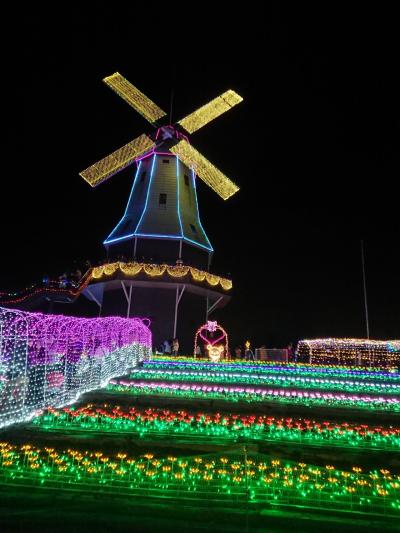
(80, 73), (242, 349)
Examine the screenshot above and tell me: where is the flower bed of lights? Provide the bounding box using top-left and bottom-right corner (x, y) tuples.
(194, 321), (229, 362)
(0, 443), (398, 515)
(107, 380), (400, 412)
(128, 368), (400, 395)
(298, 339), (400, 368)
(33, 405), (400, 451)
(0, 307), (151, 428)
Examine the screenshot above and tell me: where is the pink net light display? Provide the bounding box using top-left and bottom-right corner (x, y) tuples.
(0, 307), (152, 428)
(194, 321), (229, 362)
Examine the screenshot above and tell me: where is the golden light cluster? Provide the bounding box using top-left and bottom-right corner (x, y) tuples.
(90, 262), (232, 291)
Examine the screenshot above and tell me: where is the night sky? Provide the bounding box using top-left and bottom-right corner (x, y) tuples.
(2, 7), (399, 347)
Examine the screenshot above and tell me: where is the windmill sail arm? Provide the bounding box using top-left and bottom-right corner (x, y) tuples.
(171, 140), (239, 200)
(178, 90), (243, 134)
(103, 73), (167, 124)
(80, 134), (155, 187)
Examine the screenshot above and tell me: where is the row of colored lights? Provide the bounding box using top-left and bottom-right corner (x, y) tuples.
(0, 443), (398, 514)
(148, 358), (399, 379)
(32, 406), (400, 450)
(107, 381), (400, 411)
(129, 368), (400, 395)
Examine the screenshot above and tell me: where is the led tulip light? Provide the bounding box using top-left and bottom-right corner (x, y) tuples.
(33, 405), (400, 451)
(0, 442), (398, 515)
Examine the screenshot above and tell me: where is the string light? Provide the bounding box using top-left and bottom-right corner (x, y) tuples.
(127, 368), (400, 395)
(80, 134), (155, 187)
(0, 307), (151, 428)
(194, 321), (229, 361)
(103, 73), (167, 123)
(144, 359), (400, 382)
(91, 262), (232, 290)
(298, 339), (400, 368)
(107, 380), (400, 412)
(33, 405), (400, 451)
(178, 90), (243, 134)
(0, 443), (398, 515)
(171, 140), (239, 200)
(0, 261), (232, 306)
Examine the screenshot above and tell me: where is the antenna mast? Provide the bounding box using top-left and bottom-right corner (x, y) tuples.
(361, 240), (370, 339)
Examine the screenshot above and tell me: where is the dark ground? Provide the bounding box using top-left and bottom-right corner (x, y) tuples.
(1, 484), (400, 533)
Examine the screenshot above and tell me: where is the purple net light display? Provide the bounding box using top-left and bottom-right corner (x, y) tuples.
(0, 307), (152, 428)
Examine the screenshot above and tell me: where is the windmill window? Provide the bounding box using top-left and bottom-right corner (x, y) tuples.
(140, 171), (147, 182)
(190, 224), (197, 233)
(162, 159), (170, 164)
(184, 174), (189, 186)
(159, 193), (167, 206)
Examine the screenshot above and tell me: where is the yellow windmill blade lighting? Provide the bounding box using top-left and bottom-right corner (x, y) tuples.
(103, 72), (167, 124)
(80, 134), (155, 187)
(178, 90), (243, 134)
(171, 140), (239, 200)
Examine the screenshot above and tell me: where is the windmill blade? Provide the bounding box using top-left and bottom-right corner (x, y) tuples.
(80, 134), (155, 187)
(103, 72), (167, 124)
(178, 90), (243, 134)
(171, 140), (239, 200)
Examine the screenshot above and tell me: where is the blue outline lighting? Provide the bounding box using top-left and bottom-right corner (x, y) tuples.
(183, 236), (213, 251)
(134, 154), (157, 234)
(105, 232), (213, 251)
(176, 156), (184, 238)
(191, 168), (213, 251)
(104, 232), (137, 245)
(103, 154), (213, 253)
(103, 161), (142, 244)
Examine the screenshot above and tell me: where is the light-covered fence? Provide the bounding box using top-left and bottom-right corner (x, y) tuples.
(296, 338), (400, 368)
(0, 307), (152, 427)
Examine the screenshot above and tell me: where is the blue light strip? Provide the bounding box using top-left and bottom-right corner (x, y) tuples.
(104, 232), (137, 245)
(103, 232), (213, 251)
(191, 168), (213, 251)
(103, 154), (213, 253)
(176, 156), (184, 238)
(183, 236), (213, 251)
(103, 161), (142, 244)
(134, 154), (157, 234)
(123, 161), (142, 218)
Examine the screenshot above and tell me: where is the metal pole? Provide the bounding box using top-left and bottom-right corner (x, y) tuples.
(127, 284), (132, 318)
(361, 240), (370, 339)
(244, 445), (249, 533)
(173, 286), (179, 339)
(173, 285), (185, 339)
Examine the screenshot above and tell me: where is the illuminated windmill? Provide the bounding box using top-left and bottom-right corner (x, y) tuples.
(80, 73), (242, 268)
(80, 73), (243, 350)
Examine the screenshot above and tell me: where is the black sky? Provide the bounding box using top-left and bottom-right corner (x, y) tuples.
(2, 6), (399, 346)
